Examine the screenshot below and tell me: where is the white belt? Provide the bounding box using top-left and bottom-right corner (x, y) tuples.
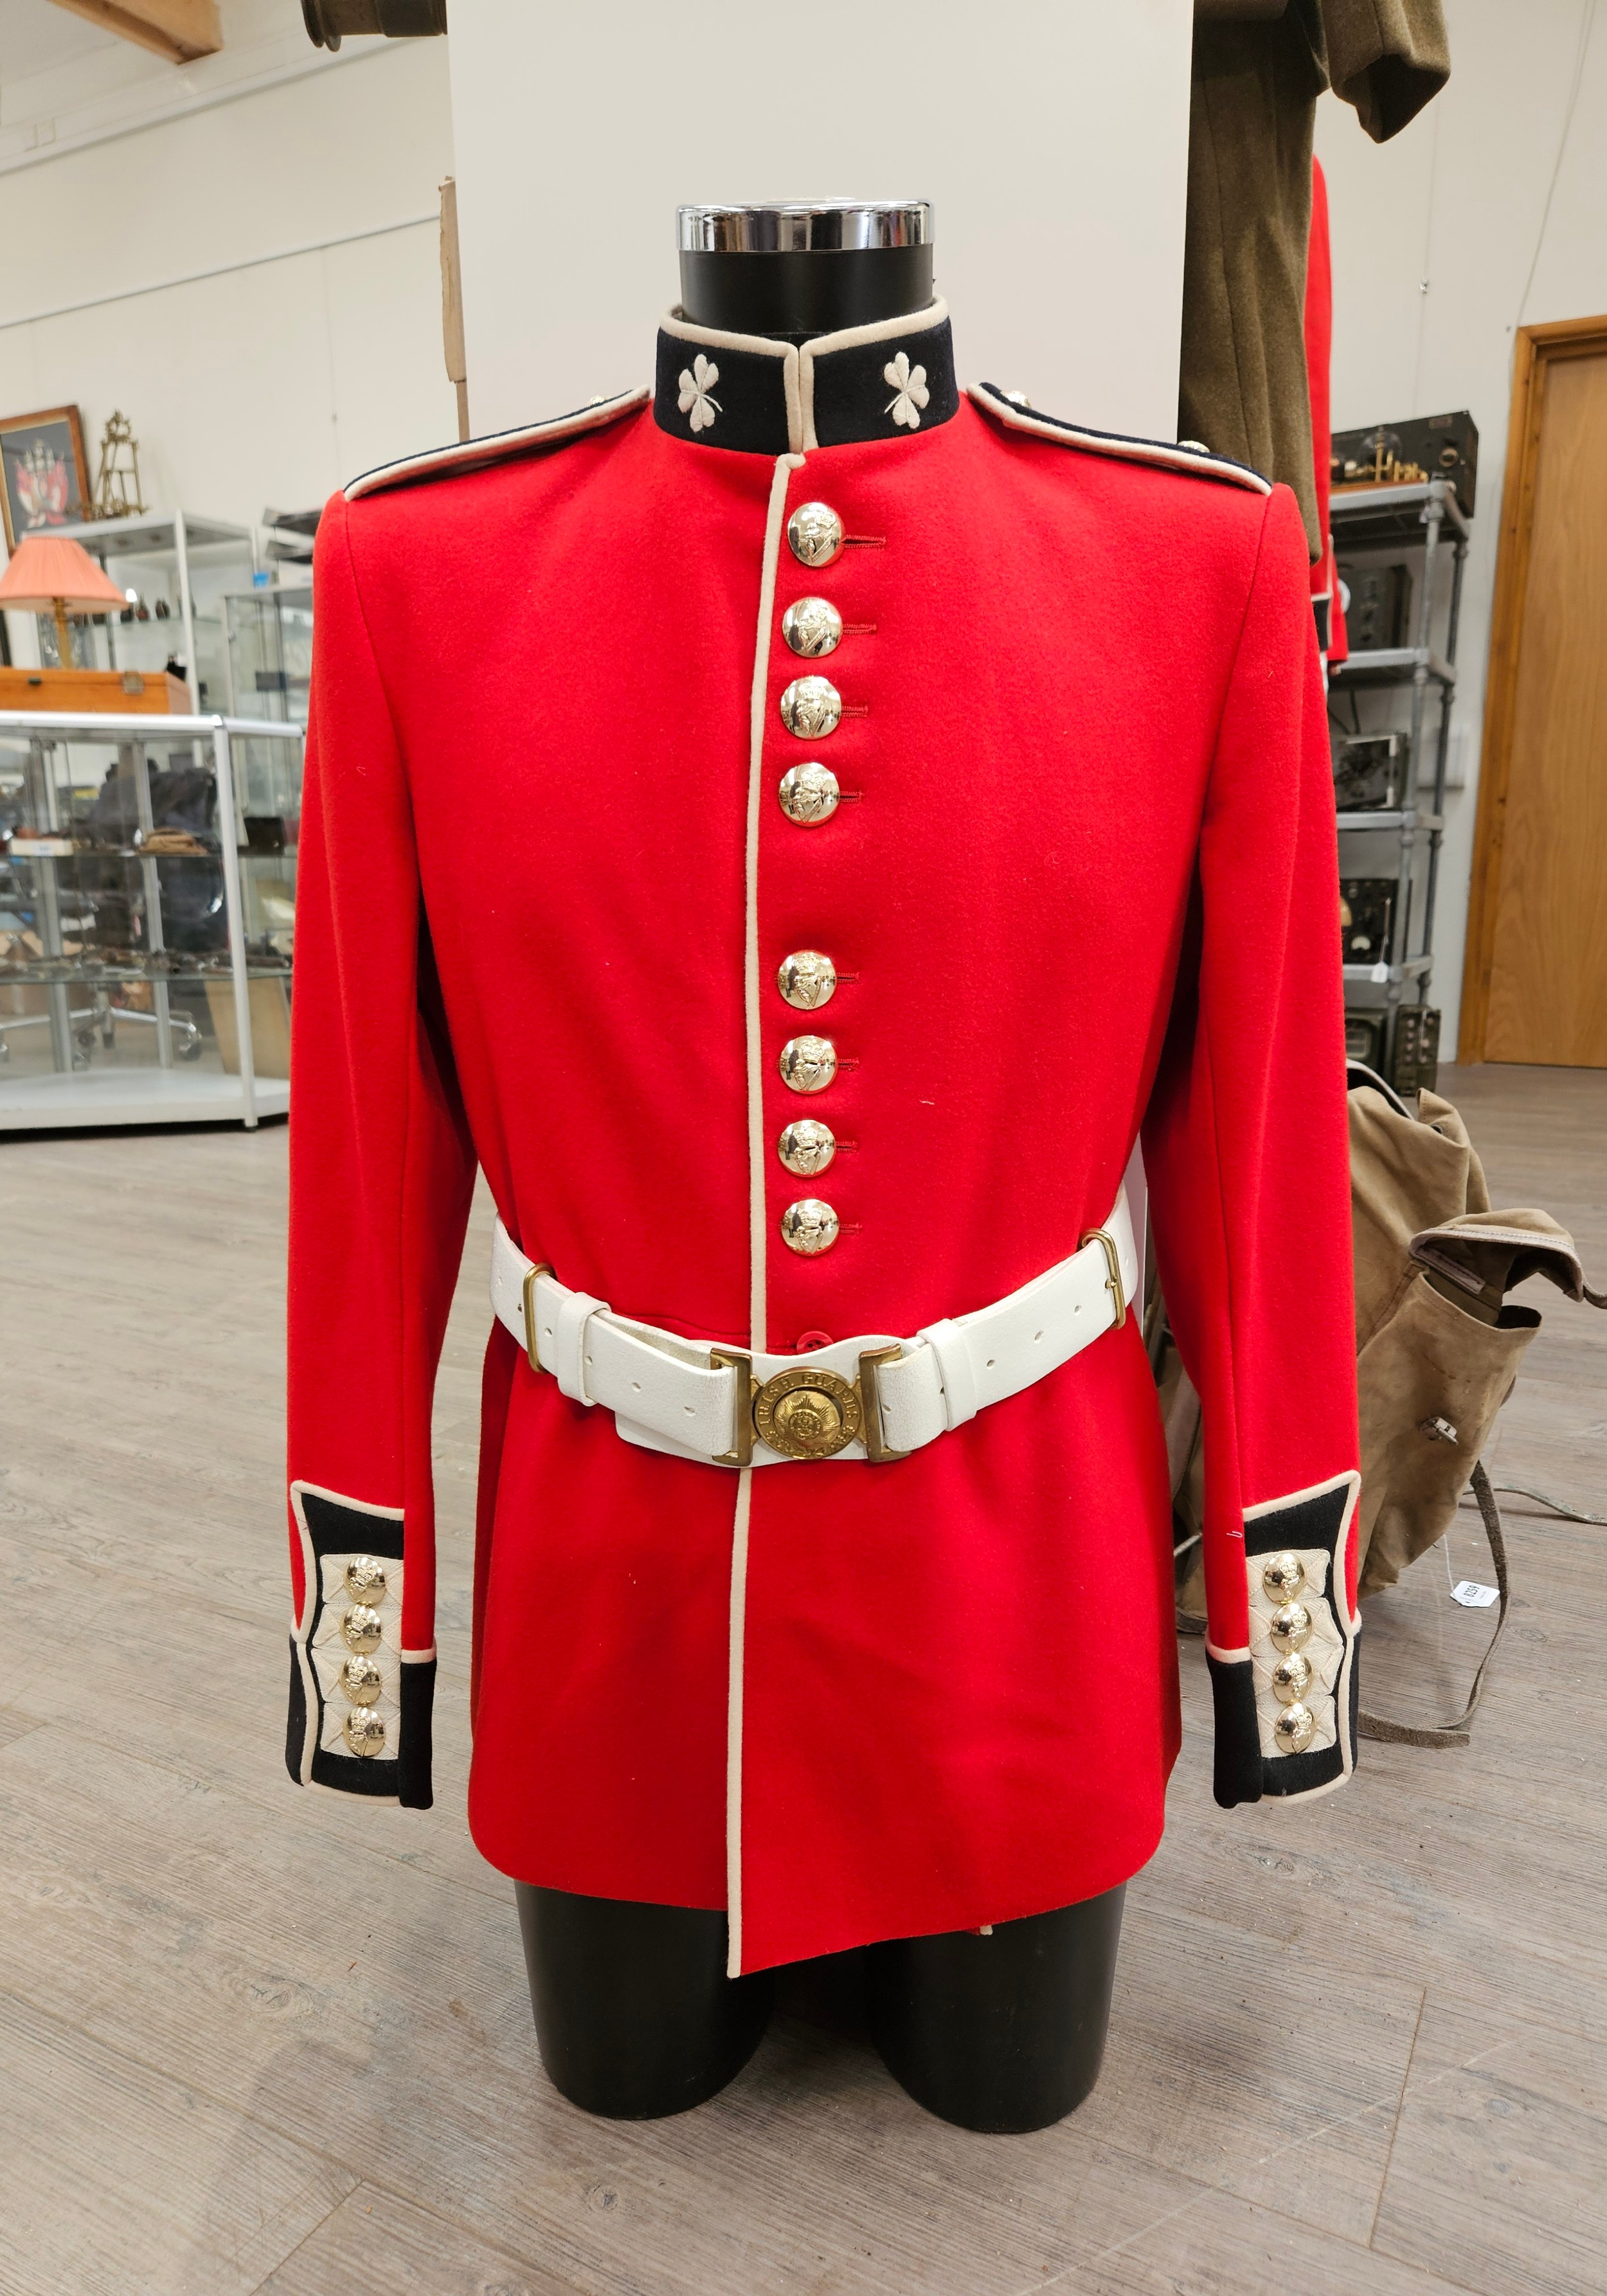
(488, 1192), (1138, 1469)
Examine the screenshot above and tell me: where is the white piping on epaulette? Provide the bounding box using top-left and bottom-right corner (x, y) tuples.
(968, 384), (1272, 495)
(343, 386), (650, 502)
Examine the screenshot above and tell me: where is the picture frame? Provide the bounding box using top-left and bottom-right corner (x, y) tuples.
(0, 405), (90, 553)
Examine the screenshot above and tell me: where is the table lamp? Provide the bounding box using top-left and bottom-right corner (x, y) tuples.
(0, 533), (130, 672)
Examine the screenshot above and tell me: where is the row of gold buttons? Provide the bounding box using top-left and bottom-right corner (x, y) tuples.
(775, 501), (851, 1256)
(1261, 1550), (1318, 1755)
(337, 1554), (389, 1757)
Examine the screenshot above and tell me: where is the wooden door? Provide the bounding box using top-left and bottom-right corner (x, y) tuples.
(1461, 318), (1607, 1065)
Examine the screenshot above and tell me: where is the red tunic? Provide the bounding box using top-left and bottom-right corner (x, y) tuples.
(285, 303), (1360, 1975)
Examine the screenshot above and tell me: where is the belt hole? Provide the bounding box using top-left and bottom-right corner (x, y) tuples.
(684, 1404), (695, 1416)
(631, 1381), (642, 1393)
(985, 1357), (996, 1368)
(1033, 1330), (1043, 1343)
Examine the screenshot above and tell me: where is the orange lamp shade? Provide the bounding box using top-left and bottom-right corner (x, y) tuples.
(0, 534), (129, 616)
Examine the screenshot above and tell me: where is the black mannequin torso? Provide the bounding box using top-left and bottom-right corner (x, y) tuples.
(514, 203), (1126, 2130)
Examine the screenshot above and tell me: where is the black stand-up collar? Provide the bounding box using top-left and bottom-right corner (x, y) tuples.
(654, 300), (959, 454)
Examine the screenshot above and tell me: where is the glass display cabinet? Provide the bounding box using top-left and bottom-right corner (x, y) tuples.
(35, 511), (257, 716)
(226, 584), (314, 724)
(0, 705), (302, 1128)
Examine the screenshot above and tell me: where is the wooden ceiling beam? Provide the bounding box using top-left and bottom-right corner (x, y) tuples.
(47, 0), (224, 66)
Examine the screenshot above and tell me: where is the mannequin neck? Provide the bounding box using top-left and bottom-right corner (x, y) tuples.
(678, 245), (935, 345)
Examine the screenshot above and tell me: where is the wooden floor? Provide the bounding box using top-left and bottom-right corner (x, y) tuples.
(0, 1064), (1603, 2296)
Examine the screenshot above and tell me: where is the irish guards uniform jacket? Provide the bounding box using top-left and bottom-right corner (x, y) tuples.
(285, 300), (1361, 1976)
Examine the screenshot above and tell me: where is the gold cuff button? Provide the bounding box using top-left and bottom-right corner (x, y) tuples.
(782, 596), (843, 657)
(1270, 1650), (1313, 1704)
(779, 676), (841, 739)
(341, 1604), (384, 1656)
(787, 502), (844, 568)
(1268, 1600), (1313, 1656)
(778, 762), (839, 825)
(343, 1555), (388, 1604)
(1261, 1551), (1306, 1602)
(1272, 1702), (1316, 1755)
(340, 1653), (384, 1707)
(780, 1198), (841, 1255)
(778, 1035), (836, 1094)
(777, 949), (837, 1009)
(342, 1707), (387, 1758)
(778, 1119), (836, 1176)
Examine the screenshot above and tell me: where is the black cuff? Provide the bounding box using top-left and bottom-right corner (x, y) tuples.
(1208, 1650), (1265, 1809)
(1209, 1472), (1361, 1809)
(286, 1484), (433, 1808)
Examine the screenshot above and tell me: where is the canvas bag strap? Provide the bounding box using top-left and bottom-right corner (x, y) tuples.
(1357, 1460), (1509, 1751)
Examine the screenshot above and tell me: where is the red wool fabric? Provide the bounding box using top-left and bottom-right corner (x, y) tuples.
(287, 385), (1357, 1974)
(1306, 156), (1348, 662)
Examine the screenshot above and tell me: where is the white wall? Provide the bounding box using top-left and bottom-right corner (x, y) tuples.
(0, 4), (456, 538)
(1316, 0), (1607, 1056)
(447, 0), (1194, 444)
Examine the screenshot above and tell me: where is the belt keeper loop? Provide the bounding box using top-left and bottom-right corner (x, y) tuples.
(917, 1317), (978, 1431)
(521, 1261), (554, 1375)
(554, 1288), (606, 1406)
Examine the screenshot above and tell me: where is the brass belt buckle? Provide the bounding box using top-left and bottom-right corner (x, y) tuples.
(521, 1261), (555, 1373)
(710, 1346), (912, 1464)
(1079, 1227), (1127, 1329)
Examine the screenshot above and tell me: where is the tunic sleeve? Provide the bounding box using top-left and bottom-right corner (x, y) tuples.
(1142, 481), (1361, 1809)
(283, 496), (478, 1809)
(1321, 0), (1450, 141)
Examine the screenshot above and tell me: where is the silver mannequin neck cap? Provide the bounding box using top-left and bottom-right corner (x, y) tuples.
(677, 201), (932, 254)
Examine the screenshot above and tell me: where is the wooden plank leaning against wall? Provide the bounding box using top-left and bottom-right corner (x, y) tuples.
(1460, 314), (1607, 1067)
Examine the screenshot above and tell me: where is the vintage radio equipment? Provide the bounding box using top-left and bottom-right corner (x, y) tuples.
(1393, 1006), (1441, 1095)
(1343, 1006), (1441, 1096)
(1333, 732), (1406, 812)
(1340, 878), (1398, 968)
(1338, 561), (1413, 652)
(1344, 1011), (1387, 1071)
(1331, 411), (1478, 515)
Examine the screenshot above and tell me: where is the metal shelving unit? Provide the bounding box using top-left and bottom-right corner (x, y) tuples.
(0, 708), (301, 1130)
(47, 511), (256, 715)
(1328, 476), (1470, 1081)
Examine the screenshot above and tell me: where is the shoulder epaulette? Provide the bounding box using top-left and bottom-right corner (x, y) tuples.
(969, 382), (1271, 496)
(344, 386), (649, 503)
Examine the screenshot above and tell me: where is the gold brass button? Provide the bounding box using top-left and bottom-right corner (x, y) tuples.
(343, 1555), (388, 1604)
(778, 762), (839, 825)
(342, 1707), (387, 1758)
(778, 1035), (836, 1093)
(782, 597), (843, 658)
(780, 1198), (840, 1255)
(778, 1118), (836, 1176)
(1261, 1551), (1306, 1602)
(777, 950), (837, 1009)
(341, 1604), (384, 1656)
(787, 502), (844, 568)
(1272, 1702), (1316, 1755)
(779, 676), (841, 739)
(1270, 1650), (1312, 1704)
(1268, 1600), (1313, 1656)
(340, 1653), (385, 1707)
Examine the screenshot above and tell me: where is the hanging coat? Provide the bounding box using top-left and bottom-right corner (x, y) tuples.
(283, 302), (1361, 1976)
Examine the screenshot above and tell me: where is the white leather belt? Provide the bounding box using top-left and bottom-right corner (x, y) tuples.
(487, 1192), (1138, 1468)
